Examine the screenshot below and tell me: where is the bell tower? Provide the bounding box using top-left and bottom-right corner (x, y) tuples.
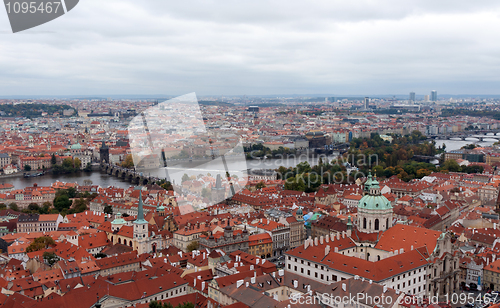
(133, 189), (150, 254)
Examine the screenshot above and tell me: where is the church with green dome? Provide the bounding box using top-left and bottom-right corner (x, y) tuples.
(357, 172), (393, 233)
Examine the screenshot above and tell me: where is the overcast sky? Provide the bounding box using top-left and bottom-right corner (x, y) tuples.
(1, 0), (500, 97)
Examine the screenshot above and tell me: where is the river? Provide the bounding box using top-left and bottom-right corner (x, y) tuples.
(0, 153), (339, 190)
(1, 137), (495, 190)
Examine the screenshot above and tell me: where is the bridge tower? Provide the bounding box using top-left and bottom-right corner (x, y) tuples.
(100, 141), (109, 164)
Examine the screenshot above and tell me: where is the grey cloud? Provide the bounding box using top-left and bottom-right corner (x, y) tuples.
(1, 0), (500, 95)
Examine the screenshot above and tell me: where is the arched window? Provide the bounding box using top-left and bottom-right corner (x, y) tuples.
(375, 219), (379, 231)
(386, 218), (389, 229)
(118, 238), (121, 244)
(363, 218), (367, 229)
(369, 220), (372, 230)
(129, 240), (133, 247)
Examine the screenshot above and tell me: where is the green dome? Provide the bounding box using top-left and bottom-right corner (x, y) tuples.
(358, 194), (392, 211)
(71, 143), (82, 150)
(111, 213), (127, 225)
(296, 207), (303, 215)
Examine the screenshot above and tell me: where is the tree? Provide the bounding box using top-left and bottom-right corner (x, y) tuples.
(0, 203), (6, 210)
(24, 164), (31, 171)
(442, 159), (460, 173)
(72, 198), (87, 213)
(26, 236), (56, 253)
(40, 202), (51, 214)
(149, 301), (193, 308)
(182, 173), (190, 183)
(187, 241), (199, 252)
(74, 157), (82, 170)
(84, 162), (92, 172)
(83, 179), (93, 186)
(28, 203), (40, 212)
(43, 251), (59, 266)
(8, 203), (18, 211)
(121, 154), (134, 168)
(53, 195), (72, 212)
(51, 153), (57, 165)
(149, 301), (163, 308)
(255, 181), (266, 190)
(62, 157), (74, 168)
(103, 204), (113, 215)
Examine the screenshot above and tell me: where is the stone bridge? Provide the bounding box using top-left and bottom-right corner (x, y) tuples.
(427, 130), (500, 142)
(100, 163), (161, 185)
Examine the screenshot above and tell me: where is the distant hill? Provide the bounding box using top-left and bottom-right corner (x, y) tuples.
(0, 103), (76, 118)
(198, 100), (233, 106)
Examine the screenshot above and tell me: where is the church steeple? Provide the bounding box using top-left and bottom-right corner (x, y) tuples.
(134, 189), (147, 224)
(133, 187), (150, 255)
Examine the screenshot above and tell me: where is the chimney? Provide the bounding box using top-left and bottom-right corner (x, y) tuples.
(194, 279), (196, 287)
(400, 248), (404, 254)
(346, 229), (352, 237)
(325, 236), (329, 243)
(334, 247), (338, 253)
(383, 285), (387, 293)
(325, 245), (331, 256)
(314, 237), (318, 246)
(342, 283), (346, 292)
(411, 245), (414, 251)
(256, 258), (260, 264)
(320, 236), (324, 245)
(250, 265), (254, 270)
(236, 280), (244, 288)
(293, 280), (298, 288)
(246, 282), (249, 287)
(304, 240), (309, 249)
(330, 233), (335, 242)
(369, 280), (372, 284)
(279, 269), (284, 276)
(201, 281), (205, 290)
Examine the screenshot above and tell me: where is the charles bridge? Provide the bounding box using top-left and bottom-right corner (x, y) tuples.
(99, 162), (161, 185)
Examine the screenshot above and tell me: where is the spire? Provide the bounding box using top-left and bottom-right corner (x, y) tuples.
(134, 189), (147, 224)
(364, 172), (372, 194)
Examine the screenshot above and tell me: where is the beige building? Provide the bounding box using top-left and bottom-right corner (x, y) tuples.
(16, 214), (63, 233)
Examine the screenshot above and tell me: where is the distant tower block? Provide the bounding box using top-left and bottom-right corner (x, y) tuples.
(431, 90), (437, 102)
(364, 97), (370, 110)
(409, 92), (416, 102)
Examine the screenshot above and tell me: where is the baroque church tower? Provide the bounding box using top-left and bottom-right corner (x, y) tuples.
(357, 173), (393, 233)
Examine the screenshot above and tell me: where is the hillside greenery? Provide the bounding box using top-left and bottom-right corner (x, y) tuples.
(0, 103), (76, 118)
